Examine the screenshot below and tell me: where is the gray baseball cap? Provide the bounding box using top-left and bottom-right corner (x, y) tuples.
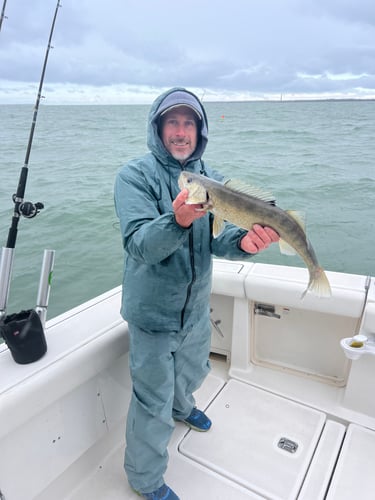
(157, 90), (202, 120)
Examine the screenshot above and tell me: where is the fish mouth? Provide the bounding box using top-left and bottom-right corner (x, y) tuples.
(195, 202), (210, 212)
(185, 192), (210, 208)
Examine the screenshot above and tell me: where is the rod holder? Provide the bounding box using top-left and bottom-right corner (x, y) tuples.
(0, 249), (54, 364)
(35, 249), (55, 327)
(0, 247), (15, 320)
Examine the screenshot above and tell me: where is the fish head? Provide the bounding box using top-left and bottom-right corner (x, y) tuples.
(178, 171), (208, 204)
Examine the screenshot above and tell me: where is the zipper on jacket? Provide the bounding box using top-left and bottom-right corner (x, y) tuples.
(181, 230), (195, 328)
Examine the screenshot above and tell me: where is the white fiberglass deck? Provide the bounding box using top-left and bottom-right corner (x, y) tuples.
(2, 262), (375, 499)
(54, 367), (375, 500)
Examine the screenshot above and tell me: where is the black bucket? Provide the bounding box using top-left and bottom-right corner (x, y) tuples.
(0, 309), (47, 364)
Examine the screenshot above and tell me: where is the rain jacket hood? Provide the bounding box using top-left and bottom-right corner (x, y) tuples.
(147, 87), (209, 166)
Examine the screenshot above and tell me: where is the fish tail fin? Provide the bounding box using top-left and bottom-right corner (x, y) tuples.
(301, 267), (332, 299)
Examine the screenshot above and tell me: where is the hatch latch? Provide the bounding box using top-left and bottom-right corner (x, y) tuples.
(278, 437), (298, 453)
(254, 303), (281, 319)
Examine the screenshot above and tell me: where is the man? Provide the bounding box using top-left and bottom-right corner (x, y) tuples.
(114, 88), (278, 500)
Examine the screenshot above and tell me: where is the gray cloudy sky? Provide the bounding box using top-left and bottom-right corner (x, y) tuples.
(0, 0), (374, 104)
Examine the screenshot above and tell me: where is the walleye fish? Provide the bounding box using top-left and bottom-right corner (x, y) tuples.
(178, 171), (331, 298)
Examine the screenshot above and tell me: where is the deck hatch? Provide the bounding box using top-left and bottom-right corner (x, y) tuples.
(326, 424), (375, 500)
(179, 379), (326, 499)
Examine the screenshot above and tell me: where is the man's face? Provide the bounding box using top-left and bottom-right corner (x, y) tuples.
(160, 106), (199, 163)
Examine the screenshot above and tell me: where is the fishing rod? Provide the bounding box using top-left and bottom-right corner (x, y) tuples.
(7, 0), (61, 249)
(0, 0), (8, 32)
(0, 0), (61, 364)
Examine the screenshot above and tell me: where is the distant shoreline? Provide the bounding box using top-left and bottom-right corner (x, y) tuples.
(1, 98), (375, 106)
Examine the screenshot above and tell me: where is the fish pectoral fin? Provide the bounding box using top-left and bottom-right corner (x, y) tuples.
(279, 238), (297, 256)
(213, 216), (225, 238)
(286, 210), (306, 232)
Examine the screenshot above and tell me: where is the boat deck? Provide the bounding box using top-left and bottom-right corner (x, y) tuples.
(40, 358), (375, 500)
(2, 262), (374, 500)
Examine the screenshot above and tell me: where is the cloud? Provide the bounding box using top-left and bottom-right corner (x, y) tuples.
(0, 0), (374, 103)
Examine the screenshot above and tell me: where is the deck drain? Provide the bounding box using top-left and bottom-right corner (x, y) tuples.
(277, 437), (298, 453)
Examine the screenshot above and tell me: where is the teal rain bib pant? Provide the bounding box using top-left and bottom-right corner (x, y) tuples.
(125, 313), (211, 493)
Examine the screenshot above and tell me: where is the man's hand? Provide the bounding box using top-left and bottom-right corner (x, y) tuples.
(240, 224), (279, 254)
(173, 189), (207, 228)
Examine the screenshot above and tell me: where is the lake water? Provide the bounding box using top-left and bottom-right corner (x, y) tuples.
(0, 100), (374, 321)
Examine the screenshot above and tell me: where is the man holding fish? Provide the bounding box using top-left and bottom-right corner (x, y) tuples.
(115, 87), (290, 500)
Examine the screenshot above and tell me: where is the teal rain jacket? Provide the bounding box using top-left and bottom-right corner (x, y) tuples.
(114, 88), (249, 332)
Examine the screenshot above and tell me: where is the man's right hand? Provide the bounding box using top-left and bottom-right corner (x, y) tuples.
(173, 189), (207, 228)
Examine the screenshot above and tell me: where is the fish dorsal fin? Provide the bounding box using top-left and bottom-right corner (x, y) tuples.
(286, 210), (306, 232)
(224, 179), (275, 204)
